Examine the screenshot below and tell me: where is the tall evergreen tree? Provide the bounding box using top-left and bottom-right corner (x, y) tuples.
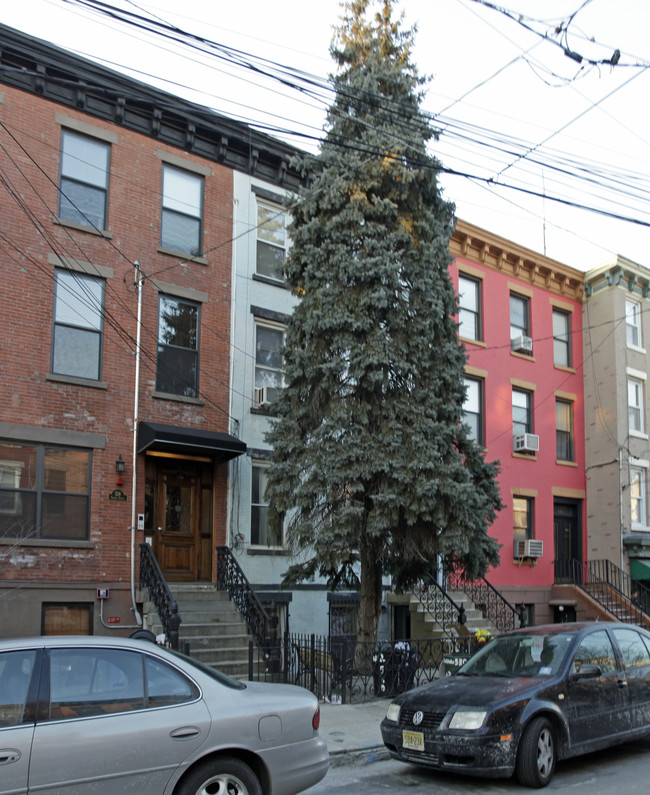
(266, 0), (502, 644)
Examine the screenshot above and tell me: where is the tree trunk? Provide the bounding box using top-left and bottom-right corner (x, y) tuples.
(356, 537), (383, 673)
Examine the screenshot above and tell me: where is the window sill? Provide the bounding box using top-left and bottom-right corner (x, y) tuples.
(513, 452), (538, 461)
(510, 351), (536, 362)
(251, 406), (278, 417)
(554, 364), (576, 374)
(629, 430), (649, 441)
(246, 546), (288, 556)
(152, 391), (204, 405)
(627, 344), (647, 355)
(0, 537), (94, 549)
(252, 273), (288, 289)
(156, 246), (208, 265)
(47, 373), (108, 390)
(459, 336), (487, 348)
(54, 217), (112, 238)
(556, 459), (577, 467)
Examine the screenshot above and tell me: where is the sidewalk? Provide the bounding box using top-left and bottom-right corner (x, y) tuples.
(319, 698), (392, 767)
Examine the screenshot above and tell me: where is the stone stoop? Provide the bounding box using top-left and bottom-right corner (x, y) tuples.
(142, 583), (254, 678)
(409, 591), (498, 639)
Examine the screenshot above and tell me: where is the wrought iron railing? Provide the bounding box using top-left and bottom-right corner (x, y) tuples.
(555, 558), (650, 626)
(412, 575), (467, 632)
(138, 543), (181, 650)
(446, 569), (522, 632)
(216, 546), (279, 668)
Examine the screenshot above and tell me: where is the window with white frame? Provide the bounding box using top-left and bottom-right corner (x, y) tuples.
(628, 378), (645, 434)
(256, 202), (286, 281)
(458, 275), (482, 341)
(254, 322), (284, 404)
(630, 467), (647, 526)
(553, 308), (571, 367)
(52, 269), (104, 381)
(462, 376), (484, 445)
(251, 463), (282, 546)
(156, 294), (200, 398)
(626, 300), (642, 348)
(59, 130), (110, 229)
(161, 165), (203, 256)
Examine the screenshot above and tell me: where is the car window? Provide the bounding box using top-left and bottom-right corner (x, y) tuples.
(572, 630), (617, 674)
(145, 656), (199, 707)
(0, 650), (36, 727)
(48, 648), (145, 720)
(612, 628), (650, 669)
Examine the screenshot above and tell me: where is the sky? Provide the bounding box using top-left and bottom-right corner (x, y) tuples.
(3, 0), (650, 273)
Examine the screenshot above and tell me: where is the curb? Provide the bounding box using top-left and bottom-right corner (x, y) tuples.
(329, 744), (391, 768)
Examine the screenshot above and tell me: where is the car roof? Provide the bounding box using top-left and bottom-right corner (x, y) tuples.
(507, 621), (644, 636)
(0, 635), (163, 651)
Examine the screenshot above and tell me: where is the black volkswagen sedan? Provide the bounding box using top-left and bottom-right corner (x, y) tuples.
(380, 622), (650, 788)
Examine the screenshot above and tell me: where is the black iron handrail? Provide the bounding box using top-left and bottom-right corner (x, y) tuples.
(446, 569), (522, 632)
(555, 558), (650, 626)
(216, 546), (279, 667)
(413, 574), (468, 632)
(138, 543), (181, 650)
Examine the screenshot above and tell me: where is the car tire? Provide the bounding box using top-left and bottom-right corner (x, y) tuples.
(516, 716), (556, 788)
(177, 757), (262, 795)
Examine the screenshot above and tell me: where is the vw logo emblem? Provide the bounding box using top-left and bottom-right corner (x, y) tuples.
(412, 710), (424, 726)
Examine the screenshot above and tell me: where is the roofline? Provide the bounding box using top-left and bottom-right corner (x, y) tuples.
(0, 22), (306, 192)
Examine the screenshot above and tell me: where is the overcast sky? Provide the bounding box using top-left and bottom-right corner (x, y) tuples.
(4, 0), (650, 272)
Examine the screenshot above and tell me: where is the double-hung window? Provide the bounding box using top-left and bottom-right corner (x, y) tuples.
(156, 295), (200, 398)
(510, 293), (531, 353)
(59, 130), (110, 229)
(52, 269), (104, 381)
(553, 309), (571, 367)
(251, 463), (282, 547)
(462, 376), (484, 445)
(255, 322), (285, 404)
(0, 441), (91, 540)
(556, 398), (574, 462)
(458, 275), (482, 342)
(628, 377), (645, 434)
(626, 300), (642, 348)
(513, 496), (533, 544)
(161, 165), (203, 256)
(630, 468), (647, 526)
(256, 202), (287, 281)
(512, 388), (533, 440)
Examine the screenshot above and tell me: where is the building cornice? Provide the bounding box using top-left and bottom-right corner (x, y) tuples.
(584, 255), (650, 299)
(450, 219), (585, 302)
(0, 23), (305, 192)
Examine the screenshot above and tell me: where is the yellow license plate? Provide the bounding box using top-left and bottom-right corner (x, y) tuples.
(402, 730), (424, 751)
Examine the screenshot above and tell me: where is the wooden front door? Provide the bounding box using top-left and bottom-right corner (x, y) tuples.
(554, 499), (582, 584)
(157, 466), (199, 581)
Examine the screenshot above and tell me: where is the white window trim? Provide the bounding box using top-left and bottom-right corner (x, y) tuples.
(625, 299), (645, 351)
(250, 460), (285, 549)
(630, 463), (648, 530)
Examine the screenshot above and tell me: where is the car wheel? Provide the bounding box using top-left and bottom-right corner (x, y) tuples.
(177, 757), (262, 795)
(516, 716), (556, 788)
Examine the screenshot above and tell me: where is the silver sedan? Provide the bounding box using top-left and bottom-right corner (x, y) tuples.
(0, 634), (328, 794)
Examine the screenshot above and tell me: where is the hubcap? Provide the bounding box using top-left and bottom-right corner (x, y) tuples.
(536, 727), (554, 778)
(197, 774), (249, 795)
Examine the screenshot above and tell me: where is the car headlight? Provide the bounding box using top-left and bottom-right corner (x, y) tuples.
(386, 702), (401, 723)
(448, 710), (487, 730)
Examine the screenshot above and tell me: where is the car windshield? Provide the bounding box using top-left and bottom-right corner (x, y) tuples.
(456, 631), (576, 678)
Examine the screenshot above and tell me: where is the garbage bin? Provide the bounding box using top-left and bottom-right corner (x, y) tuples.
(372, 643), (417, 697)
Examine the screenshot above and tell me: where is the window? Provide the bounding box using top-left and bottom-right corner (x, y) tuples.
(572, 631), (616, 675)
(553, 309), (571, 367)
(59, 130), (110, 229)
(161, 165), (203, 256)
(251, 463), (281, 547)
(0, 442), (90, 541)
(512, 388), (533, 440)
(463, 376), (484, 445)
(556, 399), (574, 461)
(510, 293), (530, 342)
(626, 300), (642, 348)
(0, 650), (37, 728)
(630, 468), (647, 526)
(513, 496), (533, 543)
(628, 378), (645, 434)
(612, 628), (650, 669)
(255, 322), (284, 401)
(52, 270), (104, 381)
(157, 295), (200, 398)
(458, 275), (481, 341)
(256, 202), (286, 281)
(145, 656), (198, 708)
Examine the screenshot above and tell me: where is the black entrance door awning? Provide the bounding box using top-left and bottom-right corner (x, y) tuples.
(137, 421), (246, 461)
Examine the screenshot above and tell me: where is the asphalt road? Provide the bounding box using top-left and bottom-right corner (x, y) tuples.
(307, 738), (650, 793)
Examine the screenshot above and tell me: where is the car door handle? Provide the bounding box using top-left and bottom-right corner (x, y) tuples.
(617, 678), (628, 688)
(170, 726), (201, 740)
(0, 749), (21, 765)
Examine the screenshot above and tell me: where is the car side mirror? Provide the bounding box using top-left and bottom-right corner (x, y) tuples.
(570, 663), (602, 680)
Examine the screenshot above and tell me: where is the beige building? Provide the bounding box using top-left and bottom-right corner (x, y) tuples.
(583, 256), (650, 593)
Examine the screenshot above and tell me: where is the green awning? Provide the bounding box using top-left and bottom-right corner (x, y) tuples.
(630, 559), (650, 580)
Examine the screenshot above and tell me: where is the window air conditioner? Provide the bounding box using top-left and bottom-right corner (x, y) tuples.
(514, 433), (540, 453)
(515, 539), (544, 559)
(511, 335), (533, 354)
(254, 386), (281, 407)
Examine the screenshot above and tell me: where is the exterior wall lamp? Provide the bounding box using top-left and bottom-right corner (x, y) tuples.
(115, 455), (126, 486)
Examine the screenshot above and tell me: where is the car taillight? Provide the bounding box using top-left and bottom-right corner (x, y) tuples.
(312, 705), (321, 731)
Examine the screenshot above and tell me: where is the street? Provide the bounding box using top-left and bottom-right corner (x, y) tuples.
(307, 738), (650, 793)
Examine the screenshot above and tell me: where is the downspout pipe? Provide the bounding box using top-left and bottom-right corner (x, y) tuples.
(130, 261), (144, 625)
